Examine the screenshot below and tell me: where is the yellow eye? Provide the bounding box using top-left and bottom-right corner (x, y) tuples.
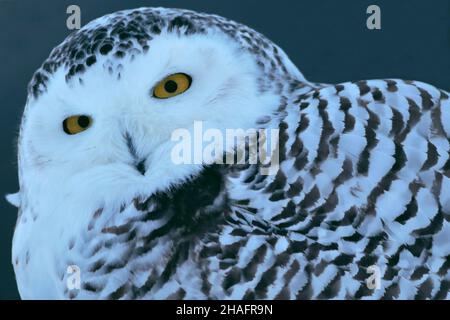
(63, 115), (92, 135)
(153, 73), (192, 99)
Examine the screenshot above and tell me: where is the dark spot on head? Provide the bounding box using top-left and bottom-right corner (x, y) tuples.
(151, 25), (161, 34)
(75, 51), (85, 60)
(119, 32), (130, 40)
(114, 50), (125, 58)
(119, 42), (131, 50)
(42, 62), (52, 73)
(75, 64), (85, 73)
(99, 43), (113, 55)
(86, 55), (96, 66)
(93, 32), (107, 42)
(168, 16), (195, 34)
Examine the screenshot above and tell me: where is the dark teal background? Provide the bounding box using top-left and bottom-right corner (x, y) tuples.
(0, 0), (449, 299)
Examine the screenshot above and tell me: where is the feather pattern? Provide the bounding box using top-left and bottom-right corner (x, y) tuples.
(10, 7), (450, 300)
(47, 79), (449, 300)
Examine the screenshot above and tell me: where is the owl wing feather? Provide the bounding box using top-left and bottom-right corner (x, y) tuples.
(224, 79), (450, 299)
(72, 79), (450, 300)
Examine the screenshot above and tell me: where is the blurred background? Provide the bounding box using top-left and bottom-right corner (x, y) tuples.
(0, 0), (449, 299)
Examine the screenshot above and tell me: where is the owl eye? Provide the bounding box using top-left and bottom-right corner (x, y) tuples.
(63, 115), (92, 135)
(153, 73), (192, 99)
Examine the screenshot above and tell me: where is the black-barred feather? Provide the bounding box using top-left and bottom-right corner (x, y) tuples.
(12, 7), (450, 300)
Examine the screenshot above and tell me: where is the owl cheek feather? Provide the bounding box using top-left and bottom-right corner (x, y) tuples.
(6, 192), (21, 208)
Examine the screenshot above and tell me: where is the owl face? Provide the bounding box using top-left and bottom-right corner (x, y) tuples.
(19, 31), (280, 200)
(14, 29), (285, 278)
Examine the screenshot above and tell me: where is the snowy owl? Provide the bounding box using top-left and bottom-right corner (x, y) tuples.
(7, 7), (450, 300)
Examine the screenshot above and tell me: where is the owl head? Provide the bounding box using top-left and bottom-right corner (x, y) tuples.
(12, 8), (306, 206)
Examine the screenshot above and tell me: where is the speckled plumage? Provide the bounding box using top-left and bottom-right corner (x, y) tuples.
(10, 7), (450, 300)
(28, 7), (298, 99)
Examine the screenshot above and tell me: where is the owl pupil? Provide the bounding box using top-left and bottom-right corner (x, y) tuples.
(164, 80), (178, 93)
(77, 116), (90, 128)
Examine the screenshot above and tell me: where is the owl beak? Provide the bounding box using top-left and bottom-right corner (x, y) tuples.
(123, 132), (146, 176)
(134, 160), (146, 176)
